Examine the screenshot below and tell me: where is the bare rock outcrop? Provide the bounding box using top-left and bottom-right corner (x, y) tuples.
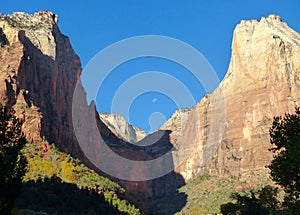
(0, 11), (81, 152)
(99, 113), (146, 143)
(176, 14), (300, 179)
(0, 12), (185, 211)
(159, 108), (192, 148)
(2, 11), (300, 212)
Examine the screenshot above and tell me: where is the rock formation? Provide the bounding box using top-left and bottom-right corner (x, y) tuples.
(0, 12), (185, 212)
(1, 11), (300, 212)
(0, 11), (81, 152)
(174, 14), (300, 179)
(99, 113), (146, 143)
(158, 107), (192, 148)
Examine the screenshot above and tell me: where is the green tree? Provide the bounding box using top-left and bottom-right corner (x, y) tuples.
(268, 107), (300, 213)
(0, 104), (27, 214)
(220, 187), (276, 215)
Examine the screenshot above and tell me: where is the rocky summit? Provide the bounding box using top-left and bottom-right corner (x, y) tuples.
(0, 11), (81, 151)
(174, 14), (300, 180)
(1, 11), (300, 213)
(99, 113), (146, 143)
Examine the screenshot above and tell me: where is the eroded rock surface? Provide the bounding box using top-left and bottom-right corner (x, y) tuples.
(99, 113), (146, 143)
(176, 14), (300, 179)
(1, 11), (300, 212)
(0, 12), (185, 213)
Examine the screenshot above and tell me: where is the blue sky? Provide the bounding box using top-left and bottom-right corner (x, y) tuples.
(1, 1), (300, 132)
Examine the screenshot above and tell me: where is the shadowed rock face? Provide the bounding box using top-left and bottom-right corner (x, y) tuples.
(1, 11), (300, 212)
(0, 11), (186, 213)
(0, 12), (87, 162)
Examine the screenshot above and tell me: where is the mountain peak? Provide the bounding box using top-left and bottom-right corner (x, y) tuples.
(239, 14), (282, 26)
(99, 113), (146, 143)
(220, 13), (300, 91)
(236, 14), (300, 46)
(0, 11), (59, 59)
(264, 14), (282, 22)
(0, 10), (58, 26)
(187, 14), (300, 179)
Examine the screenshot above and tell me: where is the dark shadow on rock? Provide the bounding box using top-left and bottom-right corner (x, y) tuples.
(17, 29), (85, 159)
(14, 176), (124, 215)
(17, 30), (187, 214)
(97, 114), (187, 214)
(0, 28), (9, 47)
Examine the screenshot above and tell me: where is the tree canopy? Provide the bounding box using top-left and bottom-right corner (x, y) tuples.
(268, 107), (300, 212)
(0, 104), (27, 214)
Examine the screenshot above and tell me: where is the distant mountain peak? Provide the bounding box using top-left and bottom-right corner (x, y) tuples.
(99, 113), (146, 143)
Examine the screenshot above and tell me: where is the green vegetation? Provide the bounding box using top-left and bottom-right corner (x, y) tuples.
(0, 104), (27, 214)
(0, 105), (141, 214)
(15, 176), (122, 215)
(3, 16), (42, 30)
(219, 107), (300, 215)
(220, 186), (280, 215)
(18, 142), (141, 214)
(3, 16), (20, 28)
(23, 143), (120, 191)
(268, 107), (300, 213)
(176, 174), (272, 214)
(3, 98), (298, 214)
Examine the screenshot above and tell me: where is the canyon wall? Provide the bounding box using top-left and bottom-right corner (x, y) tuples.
(1, 11), (300, 211)
(174, 14), (300, 180)
(0, 12), (184, 211)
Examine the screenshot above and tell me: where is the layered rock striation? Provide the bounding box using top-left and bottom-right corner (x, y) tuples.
(99, 113), (146, 143)
(1, 11), (300, 212)
(175, 14), (300, 179)
(0, 12), (185, 212)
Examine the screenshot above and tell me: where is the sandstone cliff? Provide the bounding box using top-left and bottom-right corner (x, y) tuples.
(0, 12), (185, 212)
(175, 14), (300, 180)
(99, 113), (146, 143)
(0, 11), (79, 150)
(1, 11), (300, 213)
(159, 108), (192, 146)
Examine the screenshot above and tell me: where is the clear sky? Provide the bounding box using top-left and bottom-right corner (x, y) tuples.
(1, 1), (300, 132)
